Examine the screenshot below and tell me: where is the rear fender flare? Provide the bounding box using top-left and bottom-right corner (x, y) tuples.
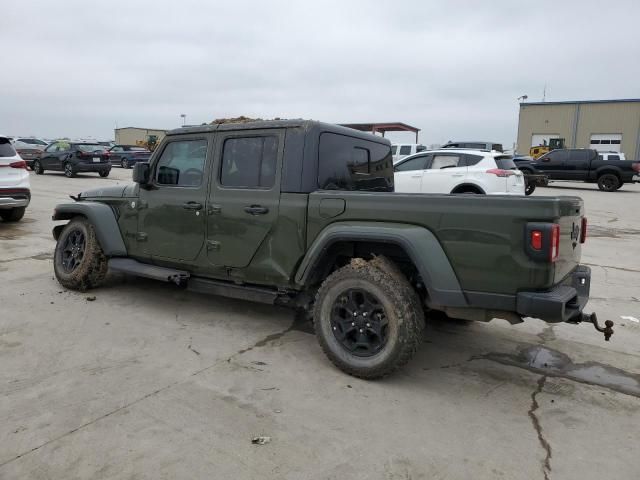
(52, 202), (126, 256)
(295, 222), (467, 307)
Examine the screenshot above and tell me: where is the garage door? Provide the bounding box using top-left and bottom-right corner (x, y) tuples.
(590, 134), (622, 153)
(531, 134), (560, 147)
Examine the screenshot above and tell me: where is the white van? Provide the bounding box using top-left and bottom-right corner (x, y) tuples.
(392, 144), (426, 163)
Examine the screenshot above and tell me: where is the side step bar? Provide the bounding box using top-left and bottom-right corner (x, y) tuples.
(188, 277), (279, 304)
(108, 258), (189, 285)
(108, 258), (280, 304)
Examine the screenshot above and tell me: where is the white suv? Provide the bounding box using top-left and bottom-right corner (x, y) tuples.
(0, 136), (30, 222)
(394, 149), (525, 195)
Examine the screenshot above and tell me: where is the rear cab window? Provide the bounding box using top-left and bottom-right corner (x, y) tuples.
(318, 133), (393, 191)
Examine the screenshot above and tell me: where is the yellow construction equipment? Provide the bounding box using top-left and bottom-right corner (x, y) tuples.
(529, 138), (565, 159)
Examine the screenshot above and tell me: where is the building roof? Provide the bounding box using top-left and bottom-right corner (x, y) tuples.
(521, 98), (640, 106)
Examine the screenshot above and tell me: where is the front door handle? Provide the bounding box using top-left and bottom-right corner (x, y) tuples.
(244, 205), (269, 215)
(183, 202), (203, 210)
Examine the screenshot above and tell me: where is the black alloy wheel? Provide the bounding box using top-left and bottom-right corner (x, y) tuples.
(331, 288), (388, 357)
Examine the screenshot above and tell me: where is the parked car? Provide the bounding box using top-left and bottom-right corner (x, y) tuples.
(394, 149), (525, 195)
(107, 145), (152, 168)
(51, 120), (605, 378)
(33, 141), (111, 178)
(598, 152), (627, 161)
(13, 137), (48, 149)
(517, 148), (640, 192)
(13, 140), (44, 168)
(0, 136), (30, 222)
(441, 140), (504, 152)
(391, 143), (426, 163)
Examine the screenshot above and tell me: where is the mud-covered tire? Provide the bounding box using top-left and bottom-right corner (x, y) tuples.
(54, 217), (108, 291)
(597, 173), (620, 192)
(0, 207), (26, 222)
(32, 160), (44, 175)
(313, 257), (424, 379)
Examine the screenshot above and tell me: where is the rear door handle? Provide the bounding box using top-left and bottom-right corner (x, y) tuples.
(244, 205), (269, 215)
(183, 202), (203, 210)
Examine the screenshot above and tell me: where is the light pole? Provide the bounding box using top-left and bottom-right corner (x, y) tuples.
(515, 96), (528, 154)
(180, 114), (186, 126)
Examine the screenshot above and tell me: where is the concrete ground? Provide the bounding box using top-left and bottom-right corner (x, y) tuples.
(1, 168), (639, 480)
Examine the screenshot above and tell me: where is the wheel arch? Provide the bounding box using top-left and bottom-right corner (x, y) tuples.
(52, 202), (127, 256)
(595, 167), (622, 179)
(295, 222), (467, 307)
(450, 183), (486, 194)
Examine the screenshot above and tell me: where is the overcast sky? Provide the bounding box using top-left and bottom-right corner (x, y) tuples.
(2, 0), (639, 148)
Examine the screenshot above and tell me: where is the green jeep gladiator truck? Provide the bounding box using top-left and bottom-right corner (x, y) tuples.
(51, 120), (611, 378)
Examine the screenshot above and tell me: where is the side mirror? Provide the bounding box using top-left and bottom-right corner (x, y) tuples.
(133, 162), (150, 185)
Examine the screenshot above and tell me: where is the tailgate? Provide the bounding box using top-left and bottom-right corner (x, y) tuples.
(554, 196), (584, 284)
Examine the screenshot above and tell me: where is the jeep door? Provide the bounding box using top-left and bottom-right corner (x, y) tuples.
(136, 135), (210, 262)
(206, 129), (284, 268)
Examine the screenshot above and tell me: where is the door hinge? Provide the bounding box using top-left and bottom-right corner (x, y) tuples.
(206, 240), (221, 251)
(136, 232), (148, 241)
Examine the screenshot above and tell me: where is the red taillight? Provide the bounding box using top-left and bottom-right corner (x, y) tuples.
(10, 160), (28, 170)
(550, 224), (560, 262)
(580, 217), (587, 244)
(632, 162), (640, 173)
(530, 230), (543, 250)
(486, 168), (515, 177)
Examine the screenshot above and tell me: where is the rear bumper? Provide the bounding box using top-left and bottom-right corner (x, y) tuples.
(74, 162), (111, 172)
(0, 188), (31, 209)
(516, 265), (591, 323)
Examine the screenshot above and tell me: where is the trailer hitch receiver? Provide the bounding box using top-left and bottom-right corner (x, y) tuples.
(581, 312), (614, 341)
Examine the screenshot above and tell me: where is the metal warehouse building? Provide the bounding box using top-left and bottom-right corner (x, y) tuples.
(517, 99), (640, 159)
(114, 127), (167, 146)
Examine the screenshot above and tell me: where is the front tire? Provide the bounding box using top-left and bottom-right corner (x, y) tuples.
(54, 218), (108, 291)
(64, 162), (75, 178)
(313, 258), (424, 379)
(0, 207), (26, 222)
(121, 158), (129, 169)
(33, 160), (44, 175)
(525, 180), (536, 195)
(597, 173), (620, 192)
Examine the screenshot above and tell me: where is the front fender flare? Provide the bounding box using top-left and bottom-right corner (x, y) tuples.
(52, 202), (127, 256)
(295, 222), (467, 307)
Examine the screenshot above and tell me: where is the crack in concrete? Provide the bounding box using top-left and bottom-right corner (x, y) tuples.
(583, 262), (640, 274)
(528, 375), (552, 480)
(0, 252), (52, 264)
(0, 322), (295, 470)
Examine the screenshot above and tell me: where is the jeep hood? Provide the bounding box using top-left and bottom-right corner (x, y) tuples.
(79, 184), (138, 199)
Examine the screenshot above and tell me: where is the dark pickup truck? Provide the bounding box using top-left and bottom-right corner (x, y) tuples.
(51, 120), (610, 378)
(515, 148), (640, 191)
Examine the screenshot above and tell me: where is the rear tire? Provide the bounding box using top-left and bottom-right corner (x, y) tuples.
(99, 170), (110, 177)
(597, 173), (620, 192)
(313, 258), (424, 379)
(54, 218), (108, 291)
(0, 207), (26, 222)
(33, 160), (44, 175)
(64, 162), (75, 178)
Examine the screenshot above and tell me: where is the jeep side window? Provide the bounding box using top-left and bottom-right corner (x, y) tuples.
(220, 136), (278, 188)
(155, 139), (207, 187)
